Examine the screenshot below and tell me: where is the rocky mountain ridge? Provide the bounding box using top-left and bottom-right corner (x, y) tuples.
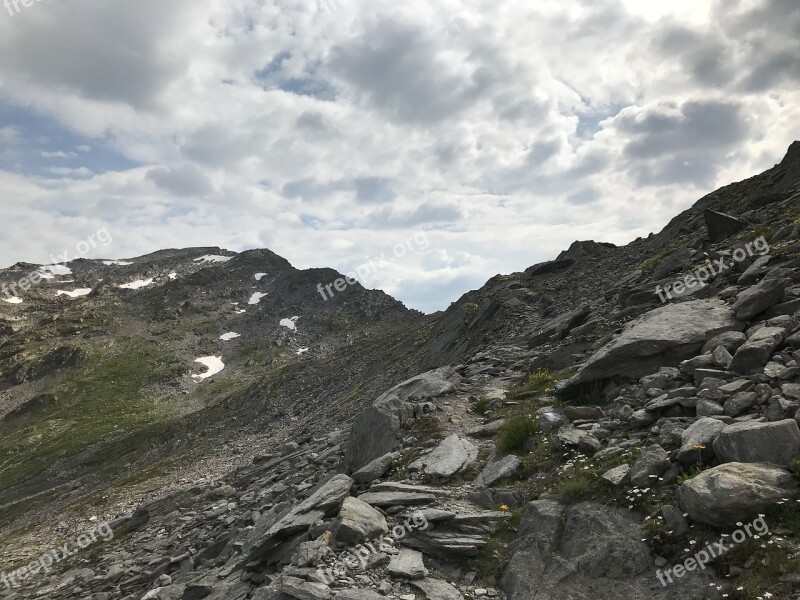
(1, 142), (800, 599)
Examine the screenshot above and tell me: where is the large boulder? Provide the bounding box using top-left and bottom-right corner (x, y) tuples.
(501, 500), (713, 600)
(712, 420), (800, 466)
(730, 327), (786, 374)
(676, 418), (725, 464)
(335, 497), (389, 544)
(676, 462), (798, 527)
(732, 278), (791, 321)
(558, 300), (743, 396)
(410, 435), (478, 480)
(343, 368), (463, 472)
(475, 454), (521, 488)
(704, 209), (747, 242)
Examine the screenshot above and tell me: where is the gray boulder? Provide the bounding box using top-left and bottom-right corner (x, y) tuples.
(558, 300), (743, 396)
(704, 209), (747, 242)
(475, 454), (521, 488)
(387, 549), (428, 580)
(677, 462), (798, 527)
(501, 500), (712, 600)
(351, 452), (400, 485)
(409, 578), (464, 600)
(702, 330), (747, 354)
(344, 367), (463, 471)
(713, 420), (800, 466)
(630, 444), (671, 486)
(410, 434), (478, 480)
(730, 327), (786, 374)
(723, 391), (758, 417)
(335, 497), (389, 544)
(733, 278), (791, 320)
(676, 418), (725, 464)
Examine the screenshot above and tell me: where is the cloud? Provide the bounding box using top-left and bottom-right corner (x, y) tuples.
(0, 0), (798, 312)
(146, 164), (215, 197)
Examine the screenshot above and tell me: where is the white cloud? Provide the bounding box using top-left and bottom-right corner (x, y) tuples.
(0, 0), (798, 312)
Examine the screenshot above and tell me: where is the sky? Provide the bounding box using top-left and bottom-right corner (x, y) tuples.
(0, 0), (798, 313)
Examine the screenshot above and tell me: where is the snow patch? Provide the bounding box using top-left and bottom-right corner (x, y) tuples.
(57, 288), (92, 298)
(280, 316), (300, 330)
(296, 347), (309, 355)
(220, 332), (241, 341)
(192, 356), (225, 381)
(2, 296), (22, 304)
(168, 272), (178, 280)
(119, 278), (154, 290)
(103, 260), (133, 266)
(36, 271), (56, 280)
(40, 264), (72, 276)
(254, 273), (267, 281)
(194, 255), (232, 264)
(248, 292), (268, 305)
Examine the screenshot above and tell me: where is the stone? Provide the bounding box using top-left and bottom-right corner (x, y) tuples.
(558, 300), (743, 396)
(475, 454), (520, 488)
(677, 462), (798, 527)
(352, 452), (401, 485)
(771, 223), (799, 243)
(783, 383), (800, 400)
(501, 500), (710, 600)
(662, 505), (689, 535)
(388, 549), (428, 580)
(723, 391), (758, 417)
(466, 420), (507, 437)
(334, 591), (386, 600)
(730, 326), (786, 374)
(702, 331), (747, 354)
(409, 435), (478, 479)
(705, 209), (747, 242)
(738, 255), (772, 285)
(537, 411), (566, 432)
(403, 531), (487, 556)
(712, 420), (800, 466)
(344, 367), (463, 472)
(676, 418), (725, 464)
(733, 278), (791, 320)
(712, 346), (733, 369)
(629, 445), (671, 486)
(409, 578), (464, 600)
(356, 492), (436, 507)
(280, 576), (332, 600)
(695, 399), (724, 417)
(601, 464), (630, 486)
(336, 497), (389, 544)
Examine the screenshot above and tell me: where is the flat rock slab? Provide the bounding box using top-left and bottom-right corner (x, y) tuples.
(357, 492), (437, 507)
(387, 548), (428, 580)
(558, 300), (743, 396)
(475, 454), (520, 488)
(410, 434), (478, 479)
(410, 578), (465, 600)
(336, 497), (389, 544)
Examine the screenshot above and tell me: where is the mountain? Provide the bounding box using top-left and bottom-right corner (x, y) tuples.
(0, 143), (799, 599)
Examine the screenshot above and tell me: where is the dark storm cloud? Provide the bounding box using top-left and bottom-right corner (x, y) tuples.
(146, 165), (214, 197)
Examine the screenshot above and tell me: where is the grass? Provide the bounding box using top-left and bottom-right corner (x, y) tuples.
(0, 338), (180, 514)
(497, 416), (539, 453)
(465, 508), (523, 581)
(474, 396), (491, 416)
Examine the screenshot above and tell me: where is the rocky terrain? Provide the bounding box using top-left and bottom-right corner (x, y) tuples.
(1, 142), (800, 599)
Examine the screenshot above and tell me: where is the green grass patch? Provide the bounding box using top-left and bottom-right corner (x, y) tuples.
(497, 416), (539, 453)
